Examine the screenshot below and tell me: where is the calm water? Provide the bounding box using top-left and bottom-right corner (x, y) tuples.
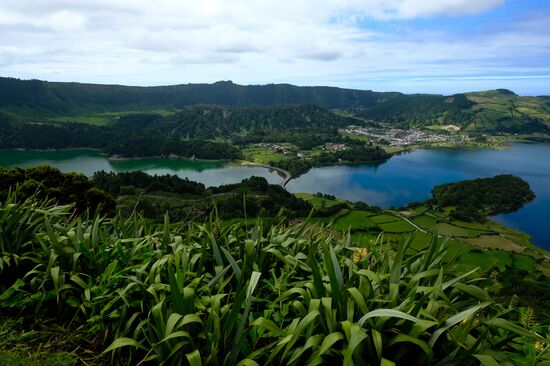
(1, 144), (548, 249)
(287, 142), (550, 249)
(0, 149), (282, 187)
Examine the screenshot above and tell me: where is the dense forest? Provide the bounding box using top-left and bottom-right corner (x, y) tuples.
(92, 171), (311, 221)
(430, 174), (536, 220)
(113, 104), (358, 150)
(0, 166), (311, 222)
(0, 119), (242, 159)
(0, 104), (363, 159)
(1, 77), (549, 134)
(0, 77), (399, 117)
(0, 165), (115, 214)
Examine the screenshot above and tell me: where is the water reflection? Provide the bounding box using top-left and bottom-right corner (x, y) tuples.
(0, 149), (282, 187)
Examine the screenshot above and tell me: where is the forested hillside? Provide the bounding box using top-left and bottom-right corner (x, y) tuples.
(0, 77), (399, 118)
(1, 76), (549, 136)
(115, 104), (357, 140)
(360, 89), (550, 133)
(0, 104), (362, 158)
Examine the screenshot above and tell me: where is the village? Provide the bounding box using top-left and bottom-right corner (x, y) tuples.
(341, 125), (472, 147)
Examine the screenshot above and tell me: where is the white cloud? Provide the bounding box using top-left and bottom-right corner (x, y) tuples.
(0, 0), (547, 95)
(388, 0), (506, 19)
(48, 10), (87, 31)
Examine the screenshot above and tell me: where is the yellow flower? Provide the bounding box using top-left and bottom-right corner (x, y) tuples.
(534, 341), (545, 352)
(353, 248), (368, 264)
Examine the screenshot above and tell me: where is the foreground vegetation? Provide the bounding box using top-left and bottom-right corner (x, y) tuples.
(0, 191), (549, 365)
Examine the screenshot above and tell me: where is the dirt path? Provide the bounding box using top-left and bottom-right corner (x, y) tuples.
(397, 215), (427, 233)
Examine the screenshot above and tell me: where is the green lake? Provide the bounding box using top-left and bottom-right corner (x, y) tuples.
(0, 149), (283, 186)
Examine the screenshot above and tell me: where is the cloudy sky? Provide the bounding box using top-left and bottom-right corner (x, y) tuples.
(1, 0), (549, 94)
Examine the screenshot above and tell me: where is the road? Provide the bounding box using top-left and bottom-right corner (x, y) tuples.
(241, 162), (292, 187)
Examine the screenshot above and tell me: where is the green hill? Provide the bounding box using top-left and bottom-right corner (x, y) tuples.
(1, 77), (548, 134)
(361, 89), (550, 133)
(0, 77), (399, 120)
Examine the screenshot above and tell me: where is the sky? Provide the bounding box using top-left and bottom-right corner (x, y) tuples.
(0, 0), (549, 95)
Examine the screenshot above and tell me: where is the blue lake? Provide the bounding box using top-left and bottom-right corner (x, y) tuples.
(287, 142), (550, 250)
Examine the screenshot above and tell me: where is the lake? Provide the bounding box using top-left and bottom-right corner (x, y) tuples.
(0, 149), (283, 186)
(1, 143), (548, 249)
(287, 142), (550, 249)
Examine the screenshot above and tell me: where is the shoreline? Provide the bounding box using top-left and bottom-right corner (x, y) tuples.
(107, 154), (227, 163)
(238, 161), (292, 187)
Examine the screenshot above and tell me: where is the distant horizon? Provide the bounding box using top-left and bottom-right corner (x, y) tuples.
(2, 74), (548, 97)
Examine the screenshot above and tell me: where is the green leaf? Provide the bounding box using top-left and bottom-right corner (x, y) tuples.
(429, 301), (492, 348)
(318, 332), (344, 356)
(246, 271), (261, 299)
(473, 354), (500, 366)
(102, 337), (147, 353)
(252, 318), (285, 336)
(236, 360), (260, 366)
(347, 288), (368, 315)
(165, 313), (183, 337)
(186, 350), (202, 366)
(358, 309), (425, 327)
(485, 318), (537, 339)
(371, 329), (383, 362)
(388, 334), (433, 363)
(168, 261), (185, 315)
(323, 242), (345, 315)
(454, 283), (490, 301)
(342, 321), (368, 366)
(222, 247), (242, 280)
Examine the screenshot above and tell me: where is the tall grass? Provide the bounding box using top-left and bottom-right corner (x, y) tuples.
(0, 192), (548, 365)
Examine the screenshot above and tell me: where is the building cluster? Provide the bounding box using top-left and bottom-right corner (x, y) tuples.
(324, 143), (348, 152)
(342, 126), (471, 147)
(253, 142), (291, 154)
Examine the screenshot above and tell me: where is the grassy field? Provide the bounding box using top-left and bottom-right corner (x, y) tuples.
(369, 214), (399, 224)
(295, 192), (348, 208)
(47, 109), (177, 126)
(450, 219), (491, 230)
(454, 250), (537, 273)
(411, 214), (438, 229)
(378, 220), (416, 233)
(333, 210), (377, 231)
(464, 235), (525, 253)
(241, 146), (293, 164)
(412, 205), (430, 215)
(437, 222), (493, 238)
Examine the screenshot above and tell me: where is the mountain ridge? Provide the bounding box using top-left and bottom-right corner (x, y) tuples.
(1, 76), (549, 133)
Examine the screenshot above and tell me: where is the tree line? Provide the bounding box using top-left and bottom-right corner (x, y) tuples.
(0, 165), (115, 215)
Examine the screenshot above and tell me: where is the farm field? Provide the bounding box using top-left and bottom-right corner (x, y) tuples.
(464, 235), (525, 253)
(333, 210), (377, 231)
(241, 146), (292, 164)
(437, 222), (493, 238)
